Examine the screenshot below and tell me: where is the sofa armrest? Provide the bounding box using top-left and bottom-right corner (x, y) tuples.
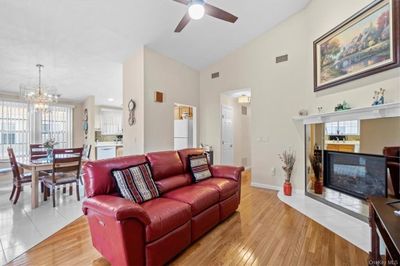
(210, 165), (245, 182)
(83, 195), (151, 225)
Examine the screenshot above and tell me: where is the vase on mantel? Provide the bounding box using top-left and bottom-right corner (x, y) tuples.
(283, 182), (292, 196)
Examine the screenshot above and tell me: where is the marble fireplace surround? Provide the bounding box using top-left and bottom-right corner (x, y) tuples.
(297, 102), (400, 221)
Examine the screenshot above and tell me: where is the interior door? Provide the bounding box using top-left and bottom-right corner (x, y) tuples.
(221, 105), (234, 165)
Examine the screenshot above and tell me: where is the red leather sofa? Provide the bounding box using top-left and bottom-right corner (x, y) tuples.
(82, 148), (244, 266)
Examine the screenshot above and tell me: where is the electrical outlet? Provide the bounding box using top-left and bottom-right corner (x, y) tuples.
(271, 167), (276, 176)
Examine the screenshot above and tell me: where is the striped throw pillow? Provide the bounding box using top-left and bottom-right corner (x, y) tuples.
(112, 163), (159, 203)
(189, 154), (212, 182)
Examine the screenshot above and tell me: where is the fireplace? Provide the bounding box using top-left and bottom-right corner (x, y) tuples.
(323, 150), (387, 200)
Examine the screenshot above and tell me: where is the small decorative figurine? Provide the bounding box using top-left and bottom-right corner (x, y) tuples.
(334, 101), (351, 112)
(298, 109), (308, 116)
(372, 88), (385, 106)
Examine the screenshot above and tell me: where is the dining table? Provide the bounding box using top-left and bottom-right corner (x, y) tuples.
(17, 157), (87, 209)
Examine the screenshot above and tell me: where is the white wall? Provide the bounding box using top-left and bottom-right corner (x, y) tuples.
(199, 0), (400, 191)
(360, 117), (400, 154)
(123, 48), (145, 155)
(143, 48), (200, 152)
(82, 96), (96, 160)
(73, 103), (85, 148)
(123, 47), (200, 154)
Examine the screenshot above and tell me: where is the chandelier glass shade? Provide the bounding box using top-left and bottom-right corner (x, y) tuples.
(20, 64), (59, 112)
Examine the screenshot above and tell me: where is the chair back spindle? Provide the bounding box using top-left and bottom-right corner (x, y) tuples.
(30, 144), (48, 161)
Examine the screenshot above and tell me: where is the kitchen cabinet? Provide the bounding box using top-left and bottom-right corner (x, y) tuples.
(326, 143), (355, 152)
(116, 146), (124, 157)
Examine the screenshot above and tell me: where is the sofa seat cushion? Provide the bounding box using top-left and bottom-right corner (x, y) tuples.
(195, 177), (238, 201)
(141, 198), (191, 242)
(162, 185), (219, 216)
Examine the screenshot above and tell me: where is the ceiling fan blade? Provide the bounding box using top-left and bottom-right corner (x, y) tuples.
(172, 0), (189, 5)
(175, 12), (191, 32)
(204, 3), (238, 23)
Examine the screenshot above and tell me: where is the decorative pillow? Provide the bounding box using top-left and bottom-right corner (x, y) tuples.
(112, 163), (159, 203)
(189, 154), (212, 182)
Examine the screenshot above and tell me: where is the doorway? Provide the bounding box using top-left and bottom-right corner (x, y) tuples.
(220, 89), (251, 168)
(221, 105), (234, 165)
(173, 104), (197, 150)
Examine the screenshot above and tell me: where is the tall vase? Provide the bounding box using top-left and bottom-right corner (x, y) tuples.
(283, 181), (292, 196)
(314, 180), (323, 194)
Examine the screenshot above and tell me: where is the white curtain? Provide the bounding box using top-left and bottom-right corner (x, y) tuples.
(0, 100), (30, 160)
(0, 99), (73, 160)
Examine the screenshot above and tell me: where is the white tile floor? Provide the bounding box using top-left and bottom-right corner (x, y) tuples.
(0, 176), (84, 265)
(308, 187), (369, 217)
(277, 190), (383, 254)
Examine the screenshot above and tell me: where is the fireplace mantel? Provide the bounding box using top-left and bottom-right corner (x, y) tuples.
(293, 102), (400, 124)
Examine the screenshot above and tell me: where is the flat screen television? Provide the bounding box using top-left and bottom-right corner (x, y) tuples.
(323, 150), (387, 200)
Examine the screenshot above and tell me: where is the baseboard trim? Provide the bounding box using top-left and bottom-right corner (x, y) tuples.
(250, 182), (280, 191)
(251, 182), (304, 194)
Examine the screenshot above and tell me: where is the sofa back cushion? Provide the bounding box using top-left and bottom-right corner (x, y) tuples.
(146, 151), (189, 194)
(112, 163), (159, 203)
(178, 148), (205, 172)
(146, 151), (184, 180)
(83, 155), (148, 198)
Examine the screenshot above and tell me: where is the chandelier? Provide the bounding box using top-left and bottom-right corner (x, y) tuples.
(20, 64), (59, 111)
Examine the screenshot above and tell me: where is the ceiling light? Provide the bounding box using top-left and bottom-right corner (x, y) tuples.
(188, 1), (205, 20)
(238, 95), (251, 104)
(20, 64), (59, 112)
(107, 98), (115, 102)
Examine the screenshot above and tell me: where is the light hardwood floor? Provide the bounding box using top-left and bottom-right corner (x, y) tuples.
(9, 172), (368, 265)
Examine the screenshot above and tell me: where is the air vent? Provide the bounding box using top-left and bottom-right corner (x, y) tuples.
(211, 72), (220, 79)
(276, 54), (288, 63)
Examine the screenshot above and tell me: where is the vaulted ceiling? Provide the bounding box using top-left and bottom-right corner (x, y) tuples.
(0, 0), (310, 106)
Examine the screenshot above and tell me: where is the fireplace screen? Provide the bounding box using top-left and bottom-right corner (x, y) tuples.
(323, 151), (386, 200)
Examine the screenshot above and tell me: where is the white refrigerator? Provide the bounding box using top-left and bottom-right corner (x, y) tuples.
(174, 119), (193, 150)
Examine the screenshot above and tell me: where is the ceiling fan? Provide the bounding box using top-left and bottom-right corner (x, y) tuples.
(173, 0), (238, 32)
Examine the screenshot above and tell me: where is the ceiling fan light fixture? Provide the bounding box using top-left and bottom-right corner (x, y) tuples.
(188, 1), (205, 20)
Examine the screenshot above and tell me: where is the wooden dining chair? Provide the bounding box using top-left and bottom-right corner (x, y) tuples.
(79, 144), (92, 185)
(42, 148), (83, 207)
(30, 144), (48, 161)
(7, 148), (32, 204)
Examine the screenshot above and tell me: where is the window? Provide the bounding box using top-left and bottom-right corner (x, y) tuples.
(0, 100), (73, 160)
(0, 100), (30, 160)
(325, 120), (359, 135)
(40, 106), (73, 148)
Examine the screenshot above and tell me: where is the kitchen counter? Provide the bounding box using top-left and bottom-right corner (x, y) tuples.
(95, 142), (123, 147)
(325, 140), (360, 145)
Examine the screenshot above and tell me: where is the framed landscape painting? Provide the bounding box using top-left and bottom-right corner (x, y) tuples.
(314, 0), (400, 91)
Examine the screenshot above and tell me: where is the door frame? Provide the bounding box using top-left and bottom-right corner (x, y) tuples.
(220, 104), (234, 164)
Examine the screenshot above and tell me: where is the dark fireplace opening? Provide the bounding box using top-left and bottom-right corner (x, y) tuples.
(323, 150), (387, 200)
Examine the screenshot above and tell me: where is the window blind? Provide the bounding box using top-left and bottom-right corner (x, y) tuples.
(0, 100), (30, 160)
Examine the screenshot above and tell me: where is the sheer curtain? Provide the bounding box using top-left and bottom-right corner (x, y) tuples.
(0, 100), (30, 160)
(0, 99), (73, 160)
(39, 105), (73, 149)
